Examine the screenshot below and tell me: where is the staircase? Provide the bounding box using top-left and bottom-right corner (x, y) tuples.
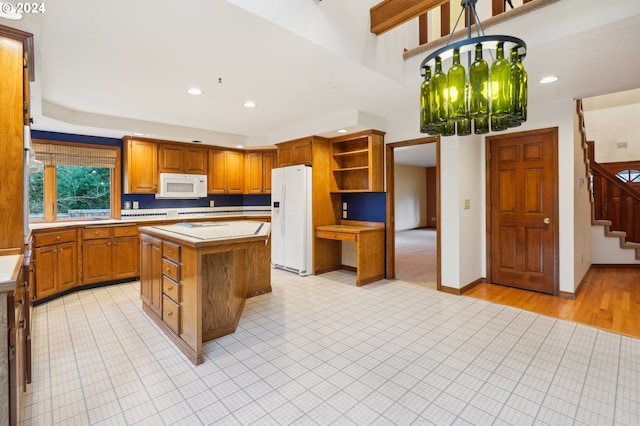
(577, 100), (640, 262)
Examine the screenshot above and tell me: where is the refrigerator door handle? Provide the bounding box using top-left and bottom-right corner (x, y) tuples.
(281, 184), (286, 234)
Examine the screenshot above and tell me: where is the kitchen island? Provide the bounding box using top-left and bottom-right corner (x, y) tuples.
(138, 220), (271, 365)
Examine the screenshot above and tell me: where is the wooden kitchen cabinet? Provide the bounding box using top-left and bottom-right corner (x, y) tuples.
(140, 234), (163, 316)
(159, 143), (207, 174)
(0, 27), (33, 255)
(33, 229), (78, 300)
(208, 149), (244, 194)
(330, 130), (384, 192)
(82, 225), (140, 284)
(244, 150), (276, 194)
(276, 137), (313, 167)
(7, 257), (30, 426)
(123, 136), (158, 194)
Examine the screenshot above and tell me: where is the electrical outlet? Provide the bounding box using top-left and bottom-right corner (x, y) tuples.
(210, 200), (215, 207)
(464, 199), (470, 209)
(342, 210), (347, 219)
(342, 202), (347, 210)
(132, 201), (139, 209)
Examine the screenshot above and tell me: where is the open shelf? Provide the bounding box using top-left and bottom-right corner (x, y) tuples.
(329, 130), (384, 193)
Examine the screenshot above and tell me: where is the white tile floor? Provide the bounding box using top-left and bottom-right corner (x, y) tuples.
(21, 269), (639, 425)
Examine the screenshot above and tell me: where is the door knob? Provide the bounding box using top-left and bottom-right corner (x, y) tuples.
(543, 217), (551, 225)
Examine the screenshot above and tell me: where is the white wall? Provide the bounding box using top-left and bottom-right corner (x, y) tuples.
(584, 103), (640, 163)
(394, 164), (427, 231)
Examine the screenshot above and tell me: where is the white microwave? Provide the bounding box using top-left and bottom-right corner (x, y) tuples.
(156, 173), (208, 199)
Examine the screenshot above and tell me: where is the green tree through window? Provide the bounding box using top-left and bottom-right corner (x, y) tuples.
(56, 166), (111, 218)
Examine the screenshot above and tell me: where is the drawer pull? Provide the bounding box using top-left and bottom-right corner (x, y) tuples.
(167, 286), (173, 291)
(167, 311), (173, 316)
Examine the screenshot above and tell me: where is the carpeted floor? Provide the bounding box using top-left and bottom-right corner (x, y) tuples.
(394, 228), (437, 288)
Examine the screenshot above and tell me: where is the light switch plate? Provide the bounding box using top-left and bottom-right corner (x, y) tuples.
(132, 201), (139, 209)
(464, 199), (470, 209)
(210, 200), (215, 207)
(342, 210), (347, 219)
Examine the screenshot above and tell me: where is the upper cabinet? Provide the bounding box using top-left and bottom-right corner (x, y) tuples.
(208, 149), (244, 194)
(159, 143), (207, 175)
(277, 137), (313, 167)
(244, 150), (276, 194)
(0, 27), (33, 255)
(329, 130), (385, 193)
(123, 137), (158, 194)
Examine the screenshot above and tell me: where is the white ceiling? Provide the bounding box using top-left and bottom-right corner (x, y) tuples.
(4, 0), (640, 159)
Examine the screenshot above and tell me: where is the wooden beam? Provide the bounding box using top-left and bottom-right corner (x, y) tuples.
(418, 13), (428, 45)
(371, 0), (449, 35)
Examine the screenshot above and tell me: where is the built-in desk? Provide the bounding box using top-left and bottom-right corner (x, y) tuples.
(315, 223), (384, 285)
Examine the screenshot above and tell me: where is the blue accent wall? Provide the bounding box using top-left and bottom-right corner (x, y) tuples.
(31, 130), (271, 209)
(342, 192), (386, 223)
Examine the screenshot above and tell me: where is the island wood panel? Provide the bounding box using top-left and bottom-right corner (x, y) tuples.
(201, 250), (246, 342)
(246, 236), (272, 297)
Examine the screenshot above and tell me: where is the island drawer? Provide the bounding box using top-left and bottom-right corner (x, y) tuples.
(83, 228), (112, 240)
(113, 225), (139, 238)
(162, 277), (181, 302)
(34, 229), (77, 247)
(162, 295), (181, 335)
(162, 259), (180, 282)
(163, 242), (181, 262)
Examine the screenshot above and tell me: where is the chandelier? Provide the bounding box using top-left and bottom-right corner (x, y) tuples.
(420, 0), (527, 136)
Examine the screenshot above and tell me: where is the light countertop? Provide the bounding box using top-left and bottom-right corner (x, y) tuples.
(0, 255), (23, 293)
(139, 220), (271, 248)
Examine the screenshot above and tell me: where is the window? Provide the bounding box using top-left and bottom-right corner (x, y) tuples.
(29, 140), (121, 222)
(615, 169), (640, 183)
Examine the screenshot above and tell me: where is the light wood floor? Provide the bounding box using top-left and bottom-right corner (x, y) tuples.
(464, 267), (640, 339)
(394, 229), (640, 339)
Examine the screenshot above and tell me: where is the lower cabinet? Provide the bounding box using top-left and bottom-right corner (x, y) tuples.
(140, 234), (162, 316)
(33, 229), (78, 299)
(82, 225), (140, 284)
(161, 241), (182, 335)
(7, 257), (30, 426)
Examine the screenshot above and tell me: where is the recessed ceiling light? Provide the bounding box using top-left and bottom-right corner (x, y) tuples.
(132, 132), (145, 136)
(187, 87), (203, 96)
(243, 101), (257, 108)
(235, 145), (244, 149)
(337, 129), (348, 134)
(539, 76), (558, 84)
(0, 4), (23, 20)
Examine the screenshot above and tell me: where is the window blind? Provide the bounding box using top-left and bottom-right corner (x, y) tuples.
(32, 142), (117, 168)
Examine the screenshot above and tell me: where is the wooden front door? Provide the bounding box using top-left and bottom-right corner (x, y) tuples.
(488, 128), (558, 294)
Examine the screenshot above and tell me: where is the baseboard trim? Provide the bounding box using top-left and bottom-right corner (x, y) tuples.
(591, 263), (640, 268)
(440, 277), (485, 296)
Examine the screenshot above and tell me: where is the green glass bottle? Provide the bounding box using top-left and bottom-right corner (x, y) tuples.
(519, 54), (528, 123)
(469, 43), (488, 118)
(508, 47), (525, 127)
(448, 48), (467, 120)
(474, 115), (489, 134)
(457, 117), (471, 136)
(431, 56), (448, 124)
(490, 42), (510, 120)
(420, 66), (433, 133)
(442, 119), (455, 137)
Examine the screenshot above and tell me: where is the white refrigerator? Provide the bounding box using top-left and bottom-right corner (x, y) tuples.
(271, 165), (313, 276)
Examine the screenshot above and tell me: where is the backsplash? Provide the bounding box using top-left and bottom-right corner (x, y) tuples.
(121, 206), (271, 220)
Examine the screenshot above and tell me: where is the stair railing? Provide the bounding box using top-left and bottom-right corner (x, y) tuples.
(590, 160), (640, 243)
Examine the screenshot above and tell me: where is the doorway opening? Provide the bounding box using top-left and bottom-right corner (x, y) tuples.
(385, 137), (441, 290)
